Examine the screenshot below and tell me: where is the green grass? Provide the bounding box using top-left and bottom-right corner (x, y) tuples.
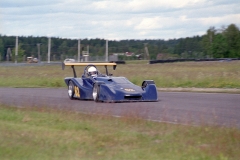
(122, 61), (240, 88)
(0, 61), (240, 88)
(1, 105), (240, 160)
(0, 65), (66, 88)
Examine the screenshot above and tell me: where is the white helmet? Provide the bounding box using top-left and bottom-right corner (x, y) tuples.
(88, 66), (98, 77)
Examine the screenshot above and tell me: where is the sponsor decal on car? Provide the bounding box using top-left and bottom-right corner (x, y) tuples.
(74, 86), (80, 97)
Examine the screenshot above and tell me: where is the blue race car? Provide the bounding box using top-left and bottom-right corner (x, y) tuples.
(62, 62), (158, 102)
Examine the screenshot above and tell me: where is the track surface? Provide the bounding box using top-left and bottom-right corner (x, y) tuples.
(0, 88), (239, 128)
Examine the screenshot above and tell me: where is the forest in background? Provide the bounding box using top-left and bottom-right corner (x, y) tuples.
(0, 23), (239, 62)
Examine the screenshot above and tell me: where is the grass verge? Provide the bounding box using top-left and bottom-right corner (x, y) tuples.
(0, 61), (239, 89)
(0, 105), (240, 160)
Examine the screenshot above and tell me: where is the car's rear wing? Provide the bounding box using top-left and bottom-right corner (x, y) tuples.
(62, 62), (117, 78)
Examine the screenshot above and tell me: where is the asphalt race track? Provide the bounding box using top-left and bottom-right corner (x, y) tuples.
(0, 87), (239, 128)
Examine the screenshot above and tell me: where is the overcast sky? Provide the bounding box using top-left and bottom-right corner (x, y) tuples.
(1, 0), (240, 40)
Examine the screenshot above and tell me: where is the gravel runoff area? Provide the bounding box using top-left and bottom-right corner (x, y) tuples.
(158, 88), (240, 94)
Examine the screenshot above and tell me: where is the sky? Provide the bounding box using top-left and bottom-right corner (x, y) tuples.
(1, 0), (240, 40)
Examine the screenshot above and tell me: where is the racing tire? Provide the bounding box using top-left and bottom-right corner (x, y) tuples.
(68, 81), (75, 100)
(92, 83), (100, 102)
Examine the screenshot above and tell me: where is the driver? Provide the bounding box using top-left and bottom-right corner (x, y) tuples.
(88, 66), (98, 77)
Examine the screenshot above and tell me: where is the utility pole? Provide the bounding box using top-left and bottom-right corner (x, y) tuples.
(15, 36), (18, 64)
(78, 39), (81, 62)
(37, 43), (41, 62)
(48, 37), (51, 63)
(144, 43), (150, 60)
(7, 48), (12, 62)
(87, 45), (89, 54)
(105, 40), (108, 62)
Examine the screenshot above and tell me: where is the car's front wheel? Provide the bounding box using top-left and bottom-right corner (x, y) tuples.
(68, 81), (75, 100)
(92, 83), (100, 102)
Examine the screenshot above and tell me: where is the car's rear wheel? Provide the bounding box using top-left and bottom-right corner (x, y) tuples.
(68, 81), (75, 100)
(93, 83), (100, 102)
(142, 80), (155, 88)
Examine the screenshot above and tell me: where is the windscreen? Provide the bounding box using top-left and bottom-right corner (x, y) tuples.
(111, 77), (131, 84)
(95, 77), (132, 84)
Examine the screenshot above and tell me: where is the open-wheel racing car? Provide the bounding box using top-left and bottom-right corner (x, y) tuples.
(62, 62), (158, 102)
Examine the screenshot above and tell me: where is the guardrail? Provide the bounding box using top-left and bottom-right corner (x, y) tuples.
(149, 58), (240, 64)
(110, 60), (126, 64)
(0, 60), (126, 67)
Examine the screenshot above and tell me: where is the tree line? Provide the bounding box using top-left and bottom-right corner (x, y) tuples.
(0, 23), (239, 61)
(174, 24), (240, 59)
